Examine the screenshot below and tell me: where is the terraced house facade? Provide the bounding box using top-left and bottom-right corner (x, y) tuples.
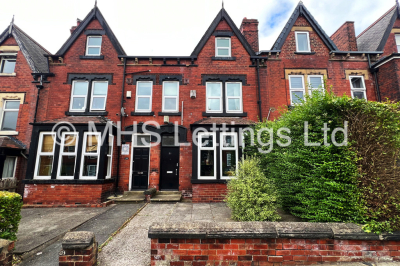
(0, 2), (398, 205)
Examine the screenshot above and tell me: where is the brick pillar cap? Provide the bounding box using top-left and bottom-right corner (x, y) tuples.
(0, 239), (13, 253)
(62, 231), (95, 249)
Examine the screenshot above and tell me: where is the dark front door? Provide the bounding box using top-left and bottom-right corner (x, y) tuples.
(131, 147), (149, 190)
(160, 147), (179, 190)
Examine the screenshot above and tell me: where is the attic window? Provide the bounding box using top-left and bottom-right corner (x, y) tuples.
(0, 54), (16, 74)
(215, 37), (231, 57)
(295, 32), (310, 52)
(396, 35), (400, 52)
(86, 36), (102, 56)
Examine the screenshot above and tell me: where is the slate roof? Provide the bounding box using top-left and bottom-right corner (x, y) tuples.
(271, 2), (338, 51)
(192, 117), (255, 125)
(0, 24), (50, 73)
(56, 6), (125, 56)
(191, 8), (255, 56)
(357, 6), (398, 51)
(0, 136), (26, 150)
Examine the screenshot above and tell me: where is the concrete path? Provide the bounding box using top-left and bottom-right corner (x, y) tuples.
(98, 203), (233, 266)
(18, 203), (144, 266)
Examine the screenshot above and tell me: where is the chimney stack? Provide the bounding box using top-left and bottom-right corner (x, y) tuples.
(70, 18), (82, 35)
(331, 21), (358, 51)
(240, 18), (259, 53)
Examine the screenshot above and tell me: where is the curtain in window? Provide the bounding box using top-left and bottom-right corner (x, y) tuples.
(2, 157), (16, 178)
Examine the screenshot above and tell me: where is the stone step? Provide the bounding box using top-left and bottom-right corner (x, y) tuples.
(151, 191), (182, 202)
(110, 191), (145, 203)
(124, 190), (145, 196)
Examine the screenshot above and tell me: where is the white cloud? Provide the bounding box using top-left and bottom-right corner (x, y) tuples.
(0, 0), (395, 55)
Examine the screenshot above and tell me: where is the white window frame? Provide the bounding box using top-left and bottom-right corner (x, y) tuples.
(162, 81), (179, 112)
(34, 132), (56, 180)
(198, 132), (217, 180)
(349, 76), (367, 100)
(85, 36), (102, 56)
(135, 81), (153, 112)
(0, 56), (16, 74)
(57, 132), (78, 180)
(69, 80), (89, 112)
(80, 132), (101, 180)
(396, 34), (400, 53)
(225, 82), (243, 113)
(2, 156), (17, 179)
(289, 75), (306, 105)
(295, 32), (311, 53)
(90, 81), (108, 111)
(307, 75), (324, 95)
(220, 132), (238, 180)
(215, 37), (231, 57)
(1, 100), (20, 132)
(206, 82), (223, 113)
(106, 135), (114, 179)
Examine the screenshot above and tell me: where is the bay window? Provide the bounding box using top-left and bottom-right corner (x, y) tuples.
(220, 132), (238, 179)
(106, 135), (114, 179)
(80, 132), (101, 179)
(198, 133), (216, 179)
(34, 133), (56, 179)
(57, 132), (78, 179)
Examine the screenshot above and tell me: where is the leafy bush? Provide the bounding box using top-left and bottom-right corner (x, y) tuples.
(225, 157), (281, 221)
(245, 90), (400, 232)
(0, 191), (23, 240)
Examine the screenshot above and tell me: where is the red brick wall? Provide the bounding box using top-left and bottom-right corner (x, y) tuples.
(192, 183), (227, 203)
(151, 238), (400, 265)
(23, 183), (114, 206)
(377, 60), (400, 101)
(240, 18), (259, 52)
(381, 18), (400, 57)
(331, 21), (358, 51)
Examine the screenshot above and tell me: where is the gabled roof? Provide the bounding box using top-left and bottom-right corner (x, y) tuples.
(357, 6), (398, 51)
(56, 6), (125, 56)
(271, 2), (338, 51)
(0, 23), (50, 73)
(191, 8), (255, 56)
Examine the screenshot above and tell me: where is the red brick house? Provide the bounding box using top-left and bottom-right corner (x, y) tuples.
(21, 2), (388, 205)
(0, 20), (51, 194)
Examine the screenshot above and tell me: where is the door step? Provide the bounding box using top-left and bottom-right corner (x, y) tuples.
(151, 191), (182, 202)
(109, 191), (145, 203)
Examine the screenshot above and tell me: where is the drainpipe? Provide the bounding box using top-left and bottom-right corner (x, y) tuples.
(33, 75), (44, 123)
(256, 59), (262, 121)
(368, 54), (381, 102)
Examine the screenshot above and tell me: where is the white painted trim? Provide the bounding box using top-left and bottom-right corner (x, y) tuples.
(220, 132), (238, 180)
(135, 81), (153, 112)
(349, 75), (367, 100)
(295, 31), (311, 53)
(0, 99), (20, 131)
(69, 80), (89, 112)
(34, 132), (56, 179)
(89, 81), (108, 111)
(288, 75), (306, 105)
(373, 56), (400, 69)
(0, 57), (16, 74)
(197, 132), (217, 180)
(206, 82), (223, 113)
(215, 37), (231, 57)
(162, 81), (179, 112)
(106, 135), (114, 179)
(79, 132), (101, 180)
(307, 75), (324, 95)
(225, 82), (243, 113)
(57, 132), (78, 180)
(85, 36), (102, 56)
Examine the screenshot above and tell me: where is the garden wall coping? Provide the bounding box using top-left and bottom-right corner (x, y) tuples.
(148, 222), (400, 241)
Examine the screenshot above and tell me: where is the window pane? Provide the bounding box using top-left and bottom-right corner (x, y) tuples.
(208, 99), (220, 111)
(291, 91), (304, 104)
(398, 45), (400, 53)
(108, 136), (113, 155)
(87, 47), (100, 55)
(107, 157), (112, 177)
(207, 83), (221, 96)
(137, 97), (150, 110)
(73, 82), (88, 95)
(72, 97), (86, 110)
(396, 35), (400, 45)
(223, 135), (236, 148)
(5, 101), (19, 109)
(353, 91), (365, 99)
(351, 77), (364, 88)
(1, 111), (18, 130)
(297, 33), (309, 51)
(200, 150), (214, 176)
(309, 77), (323, 89)
(60, 156), (75, 176)
(137, 83), (152, 95)
(93, 82), (108, 95)
(228, 99), (240, 111)
(164, 82), (178, 96)
(91, 97), (105, 110)
(290, 77), (303, 88)
(82, 156), (98, 176)
(86, 135), (99, 153)
(63, 134), (77, 153)
(88, 37), (102, 46)
(2, 157), (16, 178)
(222, 150), (236, 176)
(227, 83), (240, 96)
(164, 98), (177, 110)
(136, 135), (151, 146)
(41, 135), (54, 152)
(216, 38), (230, 47)
(2, 60), (16, 73)
(37, 156), (53, 176)
(217, 48), (229, 56)
(162, 136), (177, 146)
(200, 135), (213, 147)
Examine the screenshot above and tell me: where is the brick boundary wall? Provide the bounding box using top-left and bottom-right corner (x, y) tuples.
(192, 184), (227, 203)
(148, 222), (400, 265)
(59, 231), (97, 266)
(0, 239), (14, 266)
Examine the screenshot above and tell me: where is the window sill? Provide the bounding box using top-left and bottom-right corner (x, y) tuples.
(24, 178), (115, 184)
(191, 179), (227, 184)
(158, 112), (181, 116)
(202, 112), (247, 117)
(212, 57), (236, 61)
(65, 111), (108, 116)
(131, 111), (154, 116)
(294, 52), (316, 55)
(79, 55), (104, 60)
(0, 73), (16, 77)
(0, 131), (18, 136)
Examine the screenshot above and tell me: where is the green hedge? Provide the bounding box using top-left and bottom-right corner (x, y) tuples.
(0, 191), (23, 240)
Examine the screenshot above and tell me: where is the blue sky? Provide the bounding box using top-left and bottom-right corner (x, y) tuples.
(0, 0), (395, 55)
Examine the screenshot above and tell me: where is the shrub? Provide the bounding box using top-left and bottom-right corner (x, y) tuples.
(0, 191), (23, 240)
(225, 157), (281, 221)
